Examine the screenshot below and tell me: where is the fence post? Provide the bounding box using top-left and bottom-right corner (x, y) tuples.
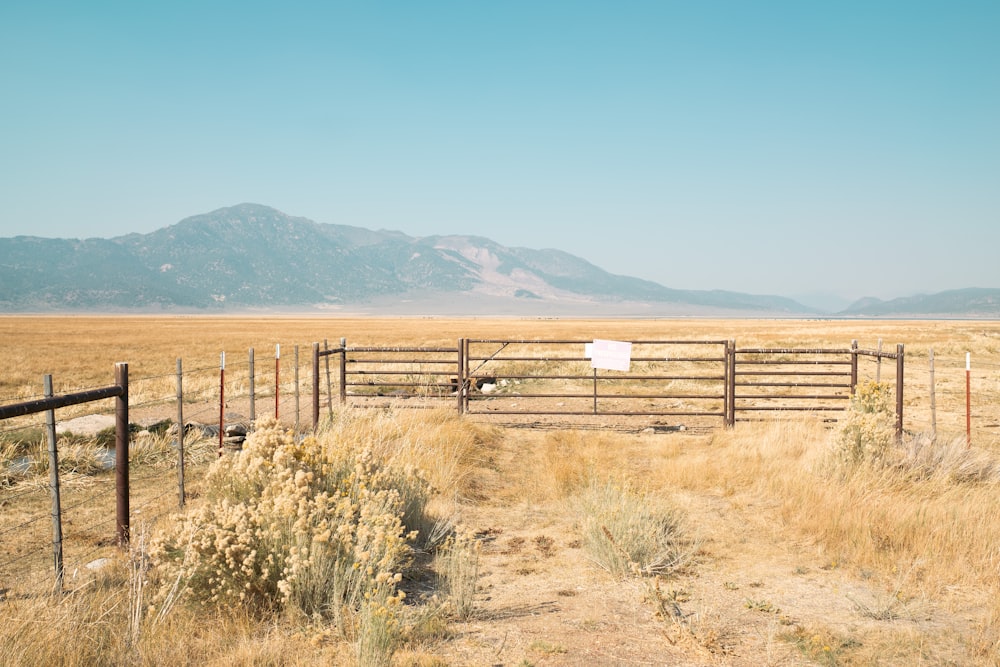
(219, 352), (225, 458)
(294, 345), (300, 435)
(248, 347), (255, 424)
(44, 375), (64, 594)
(312, 342), (320, 431)
(876, 338), (883, 383)
(275, 344), (281, 420)
(850, 340), (858, 394)
(727, 340), (736, 427)
(966, 352), (972, 446)
(928, 349), (937, 439)
(457, 338), (464, 415)
(115, 362), (130, 548)
(895, 344), (904, 441)
(324, 339), (333, 419)
(339, 338), (347, 404)
(723, 341), (729, 427)
(176, 358), (185, 509)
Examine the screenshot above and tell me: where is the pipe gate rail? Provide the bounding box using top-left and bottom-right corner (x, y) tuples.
(310, 339), (903, 436)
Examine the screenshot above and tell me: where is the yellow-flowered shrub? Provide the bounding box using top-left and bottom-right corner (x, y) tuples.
(836, 381), (896, 465)
(149, 418), (425, 640)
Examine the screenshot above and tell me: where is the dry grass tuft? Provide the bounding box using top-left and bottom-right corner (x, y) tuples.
(575, 479), (688, 579)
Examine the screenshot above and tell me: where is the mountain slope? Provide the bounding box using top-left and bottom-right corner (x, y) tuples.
(1, 203), (814, 313)
(838, 288), (1000, 317)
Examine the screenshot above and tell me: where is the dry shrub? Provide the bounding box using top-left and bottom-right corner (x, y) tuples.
(318, 408), (500, 506)
(148, 419), (421, 667)
(436, 531), (481, 620)
(147, 410), (487, 665)
(893, 431), (1000, 484)
(575, 480), (687, 579)
(835, 380), (896, 465)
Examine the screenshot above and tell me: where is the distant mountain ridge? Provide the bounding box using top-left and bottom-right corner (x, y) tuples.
(839, 288), (1000, 317)
(0, 204), (994, 316)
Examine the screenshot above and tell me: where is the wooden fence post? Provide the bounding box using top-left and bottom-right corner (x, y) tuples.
(44, 375), (64, 594)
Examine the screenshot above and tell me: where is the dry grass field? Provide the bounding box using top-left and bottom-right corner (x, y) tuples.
(2, 316), (1000, 666)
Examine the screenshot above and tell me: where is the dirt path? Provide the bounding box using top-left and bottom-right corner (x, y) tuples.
(428, 429), (980, 666)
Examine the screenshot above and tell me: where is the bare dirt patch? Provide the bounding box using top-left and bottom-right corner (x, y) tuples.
(427, 427), (982, 666)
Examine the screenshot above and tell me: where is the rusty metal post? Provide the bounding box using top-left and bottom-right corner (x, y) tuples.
(275, 344), (281, 420)
(176, 358), (185, 509)
(339, 338), (348, 404)
(850, 340), (858, 394)
(115, 362), (130, 548)
(966, 352), (972, 446)
(895, 344), (904, 441)
(322, 339), (331, 419)
(457, 338), (464, 414)
(218, 352), (225, 458)
(44, 375), (64, 593)
(460, 338), (468, 413)
(732, 340), (738, 427)
(312, 343), (320, 431)
(294, 345), (300, 435)
(723, 341), (730, 427)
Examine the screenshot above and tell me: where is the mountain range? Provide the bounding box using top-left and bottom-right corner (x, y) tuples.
(1, 203), (997, 317)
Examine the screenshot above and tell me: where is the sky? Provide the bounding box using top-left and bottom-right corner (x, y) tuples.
(2, 1), (998, 307)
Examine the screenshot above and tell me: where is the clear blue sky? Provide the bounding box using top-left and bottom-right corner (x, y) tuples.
(2, 1), (998, 306)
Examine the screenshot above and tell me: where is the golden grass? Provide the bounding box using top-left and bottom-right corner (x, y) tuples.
(3, 316), (1000, 664)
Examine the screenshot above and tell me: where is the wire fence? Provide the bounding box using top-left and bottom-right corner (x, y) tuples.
(2, 337), (998, 601)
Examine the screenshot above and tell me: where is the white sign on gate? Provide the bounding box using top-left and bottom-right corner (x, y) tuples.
(589, 339), (632, 372)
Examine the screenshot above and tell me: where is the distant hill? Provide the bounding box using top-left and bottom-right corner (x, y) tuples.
(2, 203), (988, 317)
(837, 288), (1000, 318)
(0, 204), (816, 315)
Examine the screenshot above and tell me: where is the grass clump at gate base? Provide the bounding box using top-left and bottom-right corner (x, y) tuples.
(576, 480), (688, 580)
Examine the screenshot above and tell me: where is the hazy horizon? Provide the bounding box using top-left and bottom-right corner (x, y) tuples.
(2, 2), (998, 304)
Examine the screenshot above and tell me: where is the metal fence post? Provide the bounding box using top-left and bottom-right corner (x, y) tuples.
(275, 344), (281, 420)
(324, 339), (333, 419)
(339, 338), (347, 404)
(294, 345), (300, 435)
(928, 348), (937, 438)
(115, 362), (130, 548)
(895, 344), (904, 441)
(176, 358), (185, 509)
(312, 342), (320, 431)
(457, 338), (465, 414)
(727, 340), (736, 427)
(850, 340), (858, 394)
(44, 375), (64, 594)
(248, 347), (255, 424)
